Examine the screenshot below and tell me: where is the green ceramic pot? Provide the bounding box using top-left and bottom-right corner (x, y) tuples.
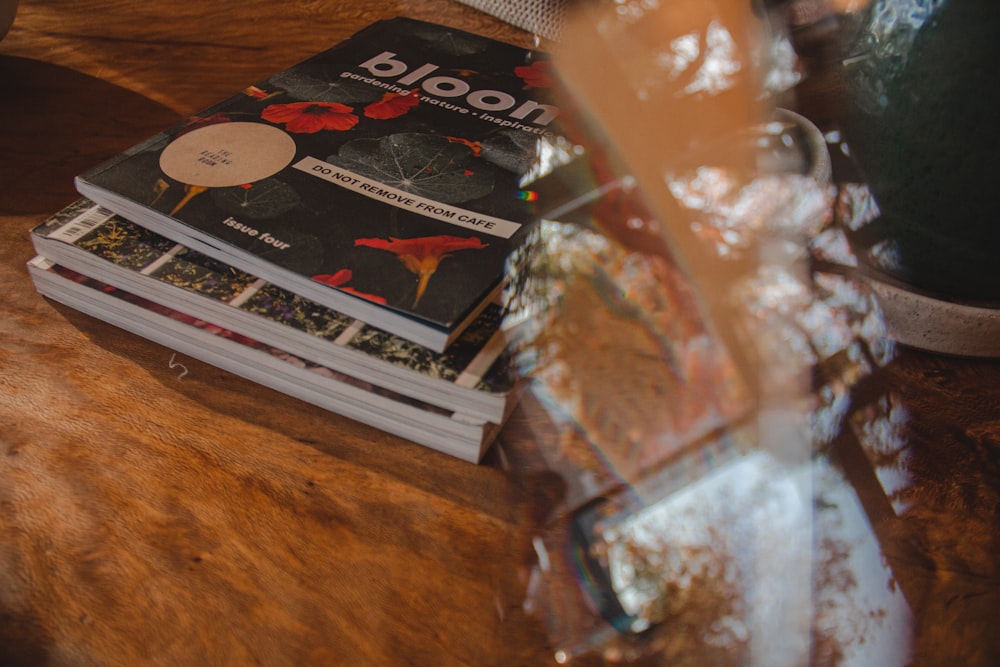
(841, 0), (999, 305)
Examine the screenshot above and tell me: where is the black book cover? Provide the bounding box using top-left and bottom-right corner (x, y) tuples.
(77, 17), (560, 351)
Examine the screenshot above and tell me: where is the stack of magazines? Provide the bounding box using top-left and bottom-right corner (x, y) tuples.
(27, 17), (562, 462)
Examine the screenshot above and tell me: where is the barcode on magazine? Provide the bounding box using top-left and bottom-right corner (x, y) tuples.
(48, 205), (115, 243)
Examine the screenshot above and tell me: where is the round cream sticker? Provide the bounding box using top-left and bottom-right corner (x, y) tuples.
(159, 122), (297, 187)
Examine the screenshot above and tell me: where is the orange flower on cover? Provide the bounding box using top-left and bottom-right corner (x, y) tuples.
(514, 60), (554, 88)
(445, 136), (483, 156)
(177, 113), (232, 136)
(355, 235), (489, 306)
(243, 85), (282, 103)
(363, 89), (420, 120)
(244, 86), (270, 99)
(312, 269), (388, 304)
(262, 101), (359, 133)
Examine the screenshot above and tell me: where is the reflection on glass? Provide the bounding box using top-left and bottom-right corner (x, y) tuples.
(554, 450), (914, 666)
(811, 458), (914, 666)
(512, 155), (913, 662)
(507, 0), (920, 664)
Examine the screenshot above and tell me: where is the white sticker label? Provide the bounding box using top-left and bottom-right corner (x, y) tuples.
(160, 122), (297, 188)
(48, 204), (115, 243)
(292, 155), (520, 239)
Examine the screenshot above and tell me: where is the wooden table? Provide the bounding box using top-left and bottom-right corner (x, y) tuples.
(1, 1), (998, 665)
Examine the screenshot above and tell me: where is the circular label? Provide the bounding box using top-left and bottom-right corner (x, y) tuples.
(159, 122), (297, 187)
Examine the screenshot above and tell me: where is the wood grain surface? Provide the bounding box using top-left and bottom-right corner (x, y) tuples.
(1, 1), (998, 666)
(0, 3), (556, 666)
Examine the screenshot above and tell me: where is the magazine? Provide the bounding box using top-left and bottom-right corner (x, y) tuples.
(31, 198), (518, 423)
(75, 17), (561, 351)
(27, 256), (500, 463)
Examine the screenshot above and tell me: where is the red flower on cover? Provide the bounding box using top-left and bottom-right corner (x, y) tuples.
(312, 269), (353, 287)
(312, 269), (388, 305)
(262, 101), (359, 133)
(514, 60), (554, 89)
(354, 235), (489, 306)
(363, 89), (420, 120)
(340, 287), (388, 304)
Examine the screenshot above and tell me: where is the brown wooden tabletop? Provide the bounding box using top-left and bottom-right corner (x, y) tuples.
(1, 1), (998, 666)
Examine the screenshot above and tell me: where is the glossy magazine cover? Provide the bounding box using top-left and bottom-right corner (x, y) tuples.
(76, 17), (560, 350)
